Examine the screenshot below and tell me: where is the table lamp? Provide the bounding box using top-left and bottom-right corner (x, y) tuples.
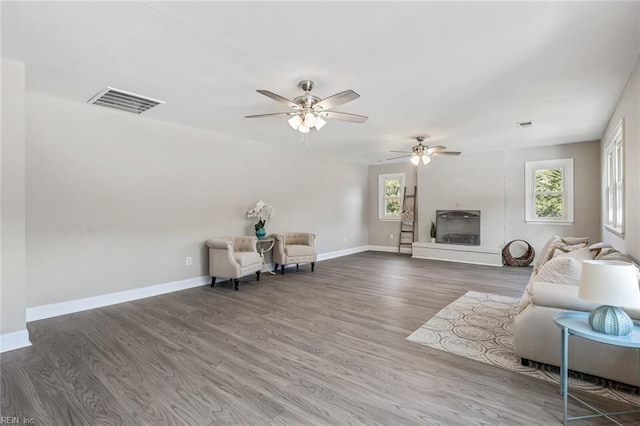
(578, 260), (640, 336)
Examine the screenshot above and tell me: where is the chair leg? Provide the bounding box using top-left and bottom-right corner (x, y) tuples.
(234, 279), (239, 291)
(274, 263), (278, 271)
(296, 264), (299, 270)
(281, 265), (285, 275)
(256, 271), (261, 281)
(311, 262), (315, 272)
(211, 277), (216, 287)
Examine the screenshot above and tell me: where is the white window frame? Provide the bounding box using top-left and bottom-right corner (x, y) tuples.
(525, 158), (574, 224)
(605, 119), (624, 236)
(378, 173), (405, 221)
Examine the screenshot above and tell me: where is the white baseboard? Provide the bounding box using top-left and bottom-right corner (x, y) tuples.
(317, 245), (370, 261)
(26, 275), (210, 322)
(25, 246), (374, 323)
(0, 329), (31, 353)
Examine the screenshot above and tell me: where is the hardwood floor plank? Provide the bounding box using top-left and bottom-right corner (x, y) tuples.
(3, 252), (639, 425)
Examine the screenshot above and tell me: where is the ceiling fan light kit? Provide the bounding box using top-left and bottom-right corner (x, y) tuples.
(246, 80), (367, 134)
(387, 136), (461, 165)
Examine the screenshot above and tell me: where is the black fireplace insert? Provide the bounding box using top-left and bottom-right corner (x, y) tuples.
(436, 210), (480, 246)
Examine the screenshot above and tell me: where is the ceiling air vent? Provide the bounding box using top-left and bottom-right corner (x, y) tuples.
(87, 87), (165, 114)
(516, 121), (533, 128)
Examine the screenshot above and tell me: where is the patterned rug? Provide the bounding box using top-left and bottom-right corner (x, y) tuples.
(407, 291), (640, 405)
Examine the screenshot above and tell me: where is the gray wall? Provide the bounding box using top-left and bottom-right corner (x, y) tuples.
(369, 141), (602, 258)
(25, 92), (368, 307)
(504, 141), (601, 256)
(367, 162), (417, 248)
(1, 59), (28, 335)
(600, 57), (640, 260)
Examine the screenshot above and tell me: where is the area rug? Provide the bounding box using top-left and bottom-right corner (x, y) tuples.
(407, 291), (640, 405)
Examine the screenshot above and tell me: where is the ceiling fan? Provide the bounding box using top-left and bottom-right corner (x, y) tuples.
(245, 80), (368, 133)
(386, 136), (461, 165)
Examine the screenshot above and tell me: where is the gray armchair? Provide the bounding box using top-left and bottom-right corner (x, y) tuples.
(206, 236), (262, 290)
(273, 233), (317, 275)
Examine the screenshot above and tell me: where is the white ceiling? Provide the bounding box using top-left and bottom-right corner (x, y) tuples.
(2, 1), (639, 165)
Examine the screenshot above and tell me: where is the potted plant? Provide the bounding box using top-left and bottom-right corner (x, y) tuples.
(430, 221), (437, 243)
(246, 200), (275, 238)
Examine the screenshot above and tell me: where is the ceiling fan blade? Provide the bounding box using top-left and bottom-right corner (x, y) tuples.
(430, 151), (461, 156)
(318, 111), (368, 123)
(426, 145), (446, 153)
(256, 90), (299, 109)
(385, 155), (411, 161)
(244, 112), (297, 118)
(313, 90), (360, 111)
(390, 150), (411, 153)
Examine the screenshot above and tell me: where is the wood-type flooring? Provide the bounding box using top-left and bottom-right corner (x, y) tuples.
(2, 252), (640, 425)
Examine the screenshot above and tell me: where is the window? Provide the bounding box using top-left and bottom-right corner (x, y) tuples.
(605, 119), (624, 235)
(525, 158), (574, 224)
(378, 173), (405, 220)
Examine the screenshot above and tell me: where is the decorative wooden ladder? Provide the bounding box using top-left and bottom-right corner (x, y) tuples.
(398, 185), (417, 255)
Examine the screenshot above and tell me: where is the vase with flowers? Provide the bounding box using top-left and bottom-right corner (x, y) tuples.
(246, 200), (275, 238)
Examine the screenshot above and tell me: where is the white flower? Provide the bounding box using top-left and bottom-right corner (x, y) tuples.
(246, 201), (275, 222)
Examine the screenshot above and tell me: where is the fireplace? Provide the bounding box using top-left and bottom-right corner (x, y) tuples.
(436, 210), (480, 246)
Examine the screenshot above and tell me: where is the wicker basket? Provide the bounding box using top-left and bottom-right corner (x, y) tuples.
(502, 240), (535, 267)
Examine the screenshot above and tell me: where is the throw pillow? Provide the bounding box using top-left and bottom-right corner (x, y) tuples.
(560, 236), (590, 246)
(595, 248), (633, 263)
(533, 236), (590, 274)
(533, 235), (561, 273)
(537, 242), (588, 273)
(535, 256), (584, 286)
(588, 242), (613, 257)
(547, 244), (592, 262)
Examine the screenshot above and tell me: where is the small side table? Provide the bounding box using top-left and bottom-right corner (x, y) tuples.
(553, 312), (640, 425)
(256, 237), (276, 275)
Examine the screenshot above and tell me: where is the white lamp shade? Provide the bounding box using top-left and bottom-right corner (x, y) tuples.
(578, 260), (640, 308)
(315, 116), (327, 130)
(410, 154), (420, 165)
(421, 154), (431, 165)
(288, 115), (302, 130)
(304, 112), (317, 128)
(298, 123), (310, 133)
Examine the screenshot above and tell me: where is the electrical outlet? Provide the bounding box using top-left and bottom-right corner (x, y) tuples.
(185, 257), (192, 266)
(389, 233), (394, 239)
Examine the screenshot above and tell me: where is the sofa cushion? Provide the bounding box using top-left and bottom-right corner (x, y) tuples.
(524, 236), (592, 312)
(234, 251), (261, 267)
(285, 244), (315, 257)
(535, 256), (584, 286)
(517, 281), (535, 313)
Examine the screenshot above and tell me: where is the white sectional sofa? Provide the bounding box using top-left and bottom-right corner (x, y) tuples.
(513, 236), (640, 386)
